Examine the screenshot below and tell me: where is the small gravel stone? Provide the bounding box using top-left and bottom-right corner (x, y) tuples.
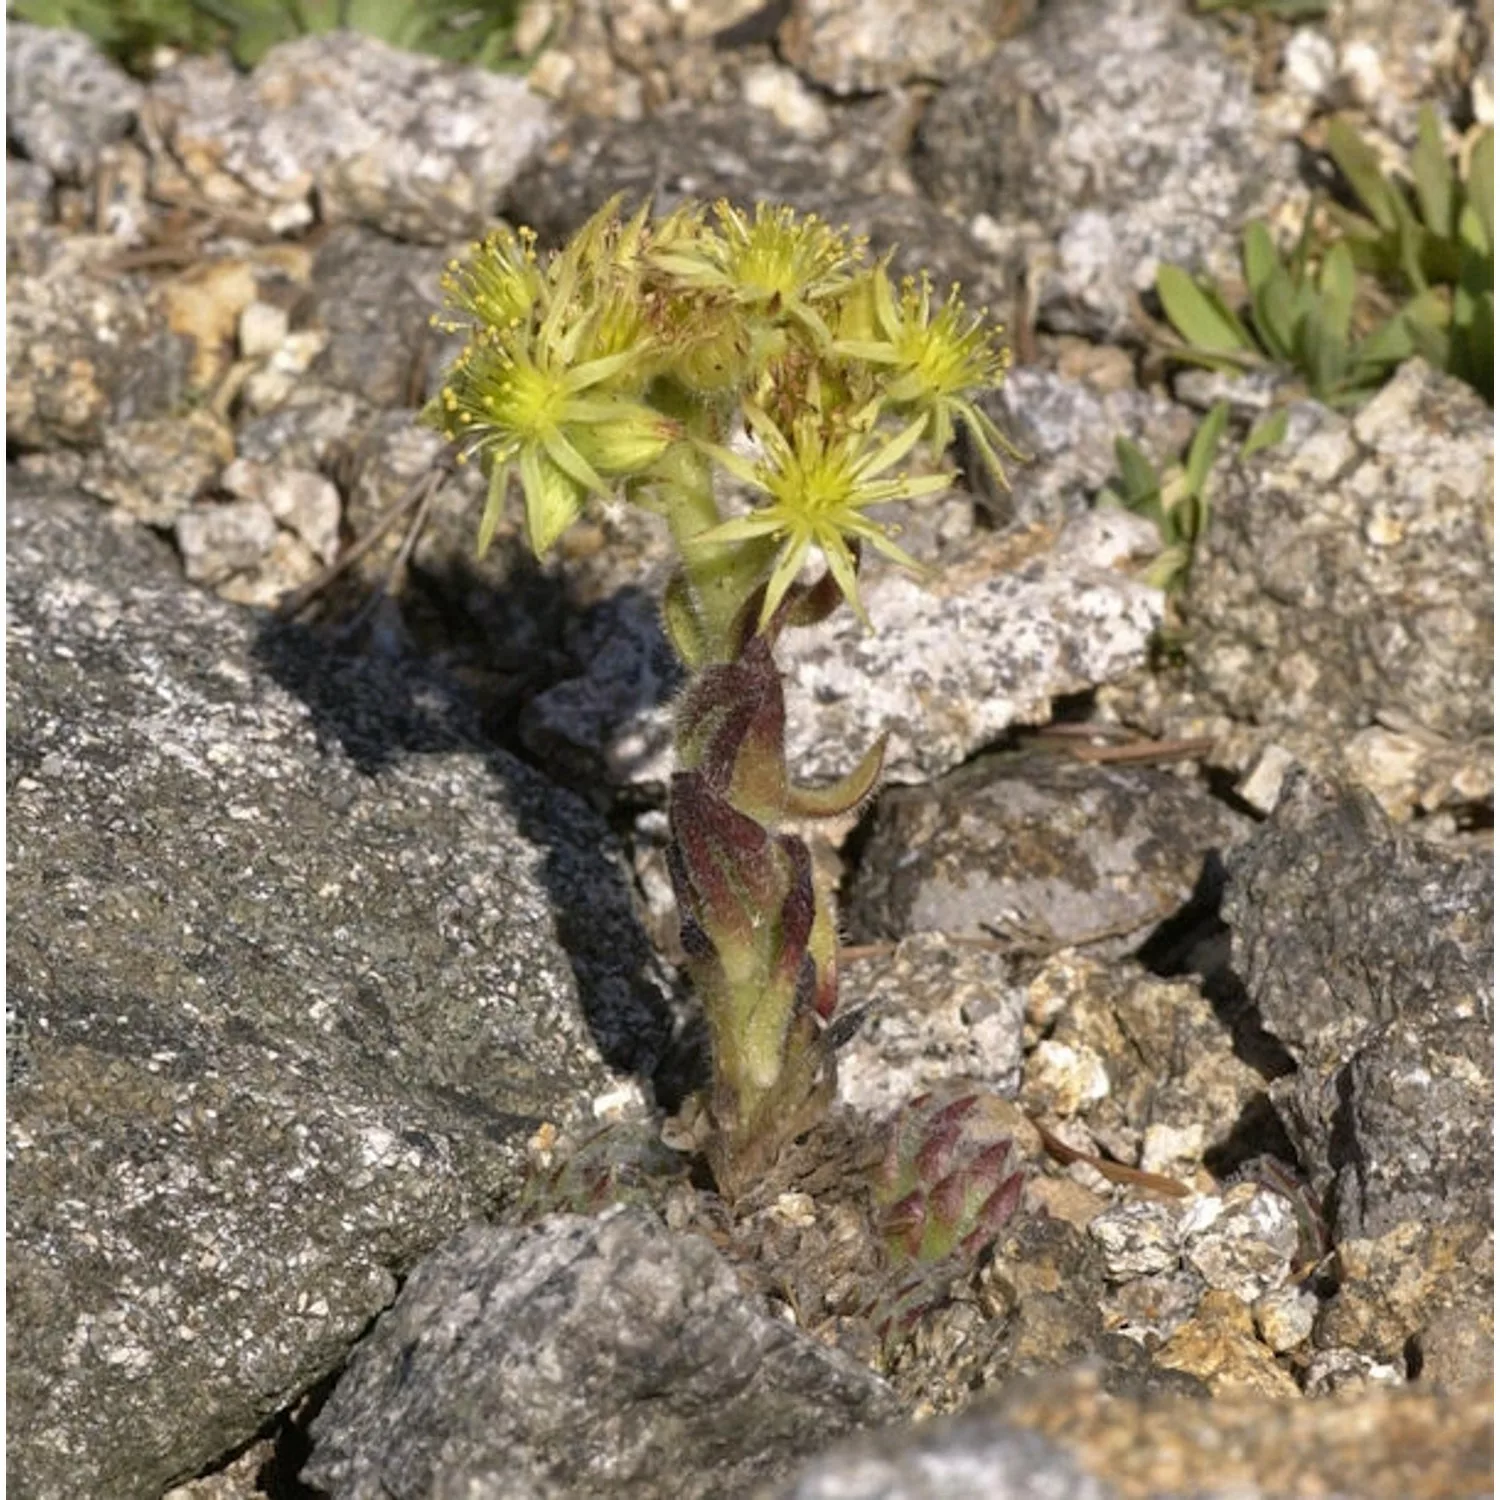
(1253, 1285), (1317, 1354)
(1183, 1184), (1302, 1304)
(1089, 1200), (1183, 1282)
(238, 299), (290, 359)
(175, 498), (280, 584)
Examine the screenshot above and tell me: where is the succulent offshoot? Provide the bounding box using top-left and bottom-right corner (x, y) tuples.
(426, 198), (1017, 1195)
(866, 1087), (1030, 1346)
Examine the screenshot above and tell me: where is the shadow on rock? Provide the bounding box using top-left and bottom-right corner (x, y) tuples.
(251, 608), (678, 1088)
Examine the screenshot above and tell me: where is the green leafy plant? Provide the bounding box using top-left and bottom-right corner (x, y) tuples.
(1193, 0), (1327, 18)
(1324, 106), (1493, 399)
(9, 0), (529, 72)
(1155, 217), (1433, 407)
(9, 0), (223, 66)
(426, 197), (1019, 1196)
(1097, 402), (1287, 592)
(1098, 403), (1225, 593)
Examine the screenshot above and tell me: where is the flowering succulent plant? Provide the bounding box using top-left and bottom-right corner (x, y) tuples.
(427, 196), (1018, 1196)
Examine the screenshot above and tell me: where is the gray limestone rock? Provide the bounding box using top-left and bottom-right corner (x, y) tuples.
(504, 99), (1012, 308)
(913, 0), (1294, 339)
(521, 513), (1166, 793)
(1324, 0), (1489, 141)
(849, 756), (1250, 956)
(1017, 954), (1269, 1183)
(7, 234), (194, 450)
(1181, 361), (1493, 752)
(984, 368), (1196, 530)
(504, 99), (883, 238)
(778, 0), (1037, 96)
(7, 478), (671, 1499)
(773, 1403), (1116, 1500)
(234, 383), (377, 472)
(79, 410), (236, 526)
(6, 21), (144, 184)
(302, 1208), (901, 1499)
(142, 32), (557, 241)
(8, 155), (55, 236)
(1223, 769), (1492, 1240)
(530, 0), (778, 121)
(835, 933), (1028, 1119)
(304, 225), (453, 408)
(1099, 363), (1493, 826)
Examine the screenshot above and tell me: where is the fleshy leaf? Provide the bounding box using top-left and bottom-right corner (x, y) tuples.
(1326, 116), (1398, 231)
(1240, 407), (1288, 461)
(1157, 264), (1254, 355)
(784, 732), (887, 821)
(1182, 401), (1228, 502)
(1411, 104), (1454, 235)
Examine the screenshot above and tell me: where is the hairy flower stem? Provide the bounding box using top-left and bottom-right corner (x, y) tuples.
(647, 440), (774, 668)
(425, 196), (1016, 1198)
(665, 600), (858, 1197)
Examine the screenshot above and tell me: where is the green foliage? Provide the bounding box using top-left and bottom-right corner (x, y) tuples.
(1158, 108), (1494, 406)
(8, 0), (528, 72)
(9, 0), (222, 67)
(1156, 218), (1430, 407)
(431, 198), (1017, 1196)
(1324, 106), (1493, 399)
(1100, 403), (1222, 593)
(1194, 0), (1327, 17)
(1098, 402), (1286, 593)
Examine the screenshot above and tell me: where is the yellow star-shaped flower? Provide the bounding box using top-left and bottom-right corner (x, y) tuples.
(690, 401), (950, 630)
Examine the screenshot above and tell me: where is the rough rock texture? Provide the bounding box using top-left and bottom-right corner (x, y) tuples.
(975, 1366), (1493, 1500)
(1325, 0), (1489, 138)
(528, 0), (775, 120)
(6, 235), (194, 450)
(79, 410), (236, 526)
(1017, 954), (1270, 1183)
(8, 154), (54, 235)
(302, 1209), (901, 1499)
(142, 32), (557, 240)
(7, 479), (671, 1500)
(303, 225), (454, 408)
(1318, 1220), (1495, 1391)
(849, 755), (1248, 956)
(1180, 364), (1493, 813)
(1224, 769), (1492, 1241)
(985, 368), (1196, 530)
(523, 513), (1166, 792)
(836, 934), (1028, 1119)
(510, 85), (876, 228)
(504, 99), (1012, 308)
(777, 1364), (1492, 1497)
(914, 0), (1294, 338)
(778, 0), (1037, 95)
(776, 1403), (1114, 1500)
(6, 22), (144, 184)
